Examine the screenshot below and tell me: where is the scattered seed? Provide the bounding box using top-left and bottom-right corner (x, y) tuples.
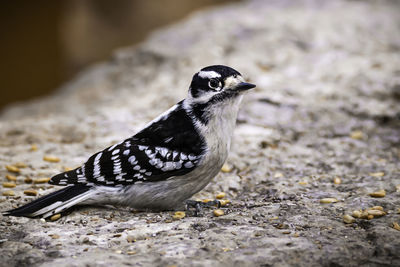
(216, 192), (226, 199)
(397, 208), (400, 214)
(293, 233), (300, 237)
(24, 177), (33, 183)
(213, 209), (224, 217)
(369, 189), (386, 198)
(367, 214), (374, 220)
(350, 130), (364, 140)
(126, 251), (137, 255)
(50, 214), (61, 221)
(392, 222), (400, 231)
(49, 234), (60, 239)
(333, 177), (342, 184)
(360, 210), (369, 219)
(5, 165), (20, 173)
(114, 250), (122, 254)
(320, 198), (338, 204)
(24, 189), (38, 196)
(43, 156), (60, 163)
(30, 144), (38, 151)
(221, 163), (232, 173)
(274, 172), (283, 178)
(298, 181), (308, 185)
(369, 172), (384, 177)
(2, 190), (15, 196)
(222, 248), (231, 252)
(396, 185), (400, 192)
(219, 199), (230, 207)
(3, 182), (16, 188)
(63, 167), (73, 172)
(5, 174), (17, 181)
(202, 199), (214, 203)
(14, 162), (28, 168)
(343, 215), (355, 224)
(367, 210), (386, 217)
(172, 211), (185, 220)
(369, 206), (383, 211)
(33, 177), (51, 184)
(352, 210), (362, 218)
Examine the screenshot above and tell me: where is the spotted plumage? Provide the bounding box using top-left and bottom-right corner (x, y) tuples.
(4, 65), (255, 218)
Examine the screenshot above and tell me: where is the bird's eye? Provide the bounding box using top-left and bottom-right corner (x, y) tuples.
(208, 79), (221, 90)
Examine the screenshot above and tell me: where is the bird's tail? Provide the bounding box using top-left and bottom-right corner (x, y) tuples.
(3, 185), (93, 218)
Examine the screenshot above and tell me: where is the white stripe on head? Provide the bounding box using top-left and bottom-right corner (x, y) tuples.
(198, 71), (221, 79)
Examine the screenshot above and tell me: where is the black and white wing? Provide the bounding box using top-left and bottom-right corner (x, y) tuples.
(50, 101), (206, 186)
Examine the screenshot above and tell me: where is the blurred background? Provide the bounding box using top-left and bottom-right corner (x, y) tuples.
(0, 0), (238, 112)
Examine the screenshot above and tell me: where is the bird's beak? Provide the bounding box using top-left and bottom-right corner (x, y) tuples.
(235, 82), (256, 91)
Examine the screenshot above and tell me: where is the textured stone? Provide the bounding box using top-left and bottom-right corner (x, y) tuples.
(0, 0), (399, 266)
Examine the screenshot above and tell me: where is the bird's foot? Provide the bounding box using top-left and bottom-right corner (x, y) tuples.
(185, 199), (221, 216)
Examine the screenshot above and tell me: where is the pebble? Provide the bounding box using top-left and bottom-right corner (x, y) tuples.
(213, 209), (224, 217)
(320, 198), (338, 204)
(43, 156), (61, 163)
(221, 163), (232, 173)
(34, 177), (51, 184)
(343, 215), (355, 224)
(274, 172), (284, 178)
(24, 189), (38, 196)
(50, 214), (61, 221)
(2, 182), (16, 188)
(369, 189), (386, 198)
(392, 222), (400, 231)
(216, 192), (226, 199)
(333, 177), (342, 184)
(2, 190), (15, 196)
(173, 211), (186, 220)
(5, 174), (17, 181)
(369, 172), (384, 177)
(5, 165), (20, 173)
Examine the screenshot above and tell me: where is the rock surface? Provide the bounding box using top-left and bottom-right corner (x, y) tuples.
(1, 0), (400, 266)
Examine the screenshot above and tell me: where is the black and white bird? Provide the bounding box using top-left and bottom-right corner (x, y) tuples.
(4, 65), (255, 218)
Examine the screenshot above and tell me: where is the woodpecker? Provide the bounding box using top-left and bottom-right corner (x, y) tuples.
(4, 65), (256, 218)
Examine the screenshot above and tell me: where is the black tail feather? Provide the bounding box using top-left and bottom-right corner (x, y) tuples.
(3, 185), (91, 217)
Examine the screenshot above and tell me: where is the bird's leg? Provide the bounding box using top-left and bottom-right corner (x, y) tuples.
(185, 199), (221, 216)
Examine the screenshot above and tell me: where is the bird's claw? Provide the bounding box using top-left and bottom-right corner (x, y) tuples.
(185, 199), (221, 216)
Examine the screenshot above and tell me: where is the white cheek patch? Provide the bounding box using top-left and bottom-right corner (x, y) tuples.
(198, 71), (221, 79)
(223, 75), (244, 90)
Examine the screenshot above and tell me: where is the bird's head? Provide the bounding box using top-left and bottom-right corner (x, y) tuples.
(188, 65), (255, 104)
(184, 65), (255, 125)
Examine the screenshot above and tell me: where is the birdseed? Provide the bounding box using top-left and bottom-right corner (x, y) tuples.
(369, 189), (386, 198)
(213, 209), (224, 217)
(43, 156), (61, 163)
(2, 182), (16, 188)
(23, 189), (38, 196)
(5, 174), (17, 181)
(2, 190), (15, 196)
(216, 192), (226, 199)
(173, 211), (185, 220)
(50, 214), (61, 221)
(33, 177), (51, 184)
(320, 198), (338, 204)
(343, 215), (355, 224)
(5, 165), (20, 173)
